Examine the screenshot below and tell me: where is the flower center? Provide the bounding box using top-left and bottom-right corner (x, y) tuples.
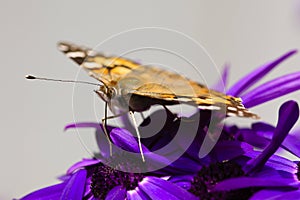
(189, 161), (257, 200)
(91, 162), (144, 199)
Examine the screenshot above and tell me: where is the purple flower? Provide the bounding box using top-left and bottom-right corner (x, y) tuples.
(217, 100), (300, 200)
(19, 110), (268, 200)
(169, 101), (300, 199)
(223, 50), (300, 108)
(19, 125), (196, 200)
(231, 101), (299, 171)
(249, 158), (300, 199)
(190, 50), (300, 199)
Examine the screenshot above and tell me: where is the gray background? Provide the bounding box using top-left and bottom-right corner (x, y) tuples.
(1, 1), (300, 199)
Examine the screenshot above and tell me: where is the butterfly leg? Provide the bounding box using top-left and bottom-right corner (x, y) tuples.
(101, 102), (124, 157)
(139, 112), (152, 127)
(162, 105), (179, 122)
(102, 102), (112, 156)
(140, 112), (146, 121)
(101, 115), (121, 157)
(163, 105), (197, 122)
(129, 111), (145, 162)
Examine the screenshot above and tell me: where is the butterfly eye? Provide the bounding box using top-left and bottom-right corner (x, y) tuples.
(108, 87), (117, 98)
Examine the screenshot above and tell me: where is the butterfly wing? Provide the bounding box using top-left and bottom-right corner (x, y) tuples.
(58, 41), (142, 86)
(58, 41), (258, 119)
(119, 66), (258, 119)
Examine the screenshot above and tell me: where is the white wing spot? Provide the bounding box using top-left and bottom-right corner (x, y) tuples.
(238, 111), (244, 116)
(198, 105), (221, 110)
(58, 44), (69, 51)
(227, 106), (237, 111)
(227, 112), (237, 117)
(84, 62), (100, 69)
(67, 51), (85, 58)
(178, 97), (192, 102)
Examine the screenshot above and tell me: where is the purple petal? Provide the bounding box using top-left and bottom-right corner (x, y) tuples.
(94, 128), (119, 158)
(168, 175), (194, 183)
(107, 128), (175, 170)
(252, 122), (276, 133)
(64, 122), (115, 133)
(256, 131), (300, 160)
(227, 50), (297, 96)
(213, 177), (299, 191)
(20, 183), (66, 200)
(61, 169), (87, 200)
(251, 190), (300, 200)
(244, 101), (299, 174)
(66, 158), (100, 174)
(127, 188), (151, 200)
(212, 63), (230, 92)
(271, 100), (299, 147)
(84, 177), (92, 197)
(242, 72), (300, 108)
(282, 132), (300, 158)
(64, 122), (102, 131)
(210, 141), (254, 162)
(246, 123), (300, 159)
(144, 152), (180, 173)
(235, 129), (270, 149)
(138, 177), (197, 200)
(110, 128), (149, 153)
(243, 151), (298, 173)
(171, 181), (192, 190)
(58, 174), (71, 181)
(253, 165), (298, 182)
(86, 197), (98, 200)
(164, 155), (201, 174)
(235, 123), (273, 149)
(127, 191), (143, 200)
(266, 155), (298, 173)
(250, 189), (297, 200)
(105, 186), (126, 200)
(168, 175), (193, 190)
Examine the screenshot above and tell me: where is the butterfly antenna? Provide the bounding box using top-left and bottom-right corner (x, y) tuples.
(25, 74), (102, 87)
(87, 73), (109, 90)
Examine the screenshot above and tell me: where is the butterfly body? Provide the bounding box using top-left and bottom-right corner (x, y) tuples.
(58, 41), (258, 119)
(95, 75), (179, 115)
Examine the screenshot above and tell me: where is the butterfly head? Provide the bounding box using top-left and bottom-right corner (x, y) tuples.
(95, 85), (117, 103)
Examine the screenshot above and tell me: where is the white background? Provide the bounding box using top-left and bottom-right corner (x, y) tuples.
(1, 1), (300, 199)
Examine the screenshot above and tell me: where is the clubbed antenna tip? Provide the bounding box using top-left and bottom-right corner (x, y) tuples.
(25, 75), (36, 79)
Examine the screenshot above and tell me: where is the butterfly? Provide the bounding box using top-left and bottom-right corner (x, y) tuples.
(57, 41), (259, 161)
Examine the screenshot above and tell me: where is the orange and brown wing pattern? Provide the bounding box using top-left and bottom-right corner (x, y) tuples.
(57, 41), (142, 85)
(121, 66), (258, 118)
(58, 41), (258, 119)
